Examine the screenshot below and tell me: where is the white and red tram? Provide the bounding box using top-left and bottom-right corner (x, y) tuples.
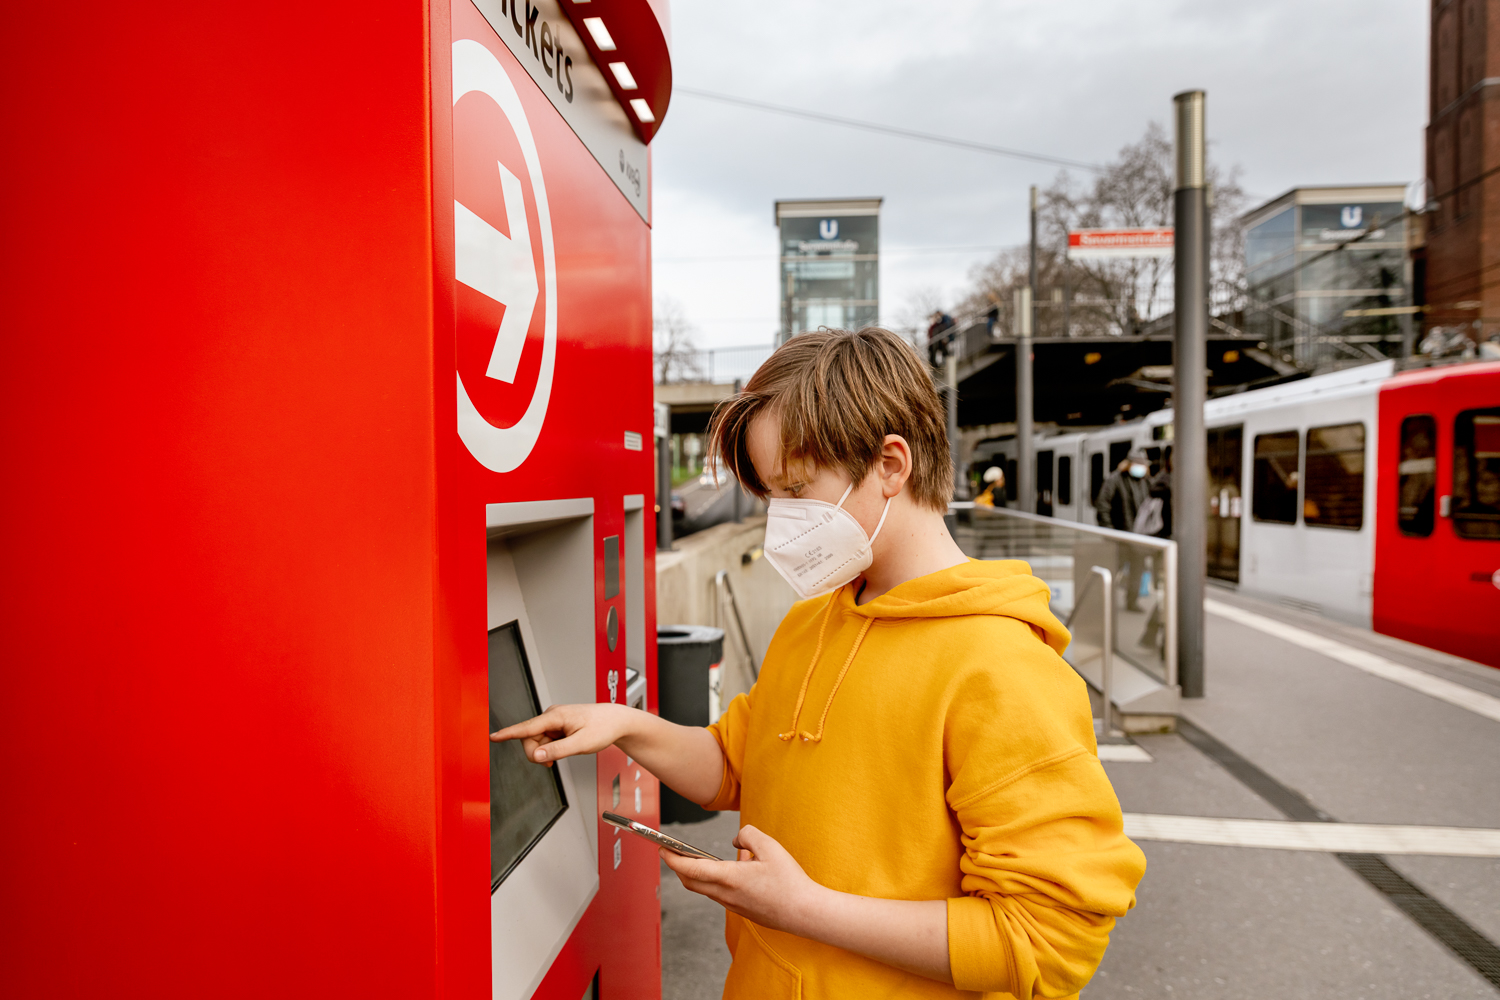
(977, 360), (1500, 668)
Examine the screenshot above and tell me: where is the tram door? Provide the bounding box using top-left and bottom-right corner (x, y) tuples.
(1207, 425), (1244, 581)
(1037, 450), (1055, 516)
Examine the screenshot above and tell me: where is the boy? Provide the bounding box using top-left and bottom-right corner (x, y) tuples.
(493, 327), (1145, 998)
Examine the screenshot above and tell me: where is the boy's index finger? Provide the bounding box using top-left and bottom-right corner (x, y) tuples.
(489, 711), (561, 742)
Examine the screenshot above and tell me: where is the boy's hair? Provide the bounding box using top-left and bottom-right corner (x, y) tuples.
(708, 327), (954, 511)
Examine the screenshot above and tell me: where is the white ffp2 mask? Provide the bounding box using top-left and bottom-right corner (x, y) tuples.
(763, 483), (891, 600)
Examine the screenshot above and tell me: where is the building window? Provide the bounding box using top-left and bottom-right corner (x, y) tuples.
(1059, 455), (1073, 506)
(1252, 431), (1300, 524)
(1453, 408), (1500, 540)
(1303, 423), (1365, 529)
(1397, 415), (1437, 537)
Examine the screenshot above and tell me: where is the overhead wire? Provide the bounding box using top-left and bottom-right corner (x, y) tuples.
(656, 243), (1025, 264)
(674, 87), (1103, 173)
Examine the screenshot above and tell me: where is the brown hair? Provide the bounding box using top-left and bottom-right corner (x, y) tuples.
(708, 327), (953, 511)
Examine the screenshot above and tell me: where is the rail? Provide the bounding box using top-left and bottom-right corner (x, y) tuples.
(948, 504), (1180, 726)
(714, 569), (760, 681)
(1063, 566), (1120, 735)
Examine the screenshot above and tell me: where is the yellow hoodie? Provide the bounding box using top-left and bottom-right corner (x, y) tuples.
(705, 559), (1146, 999)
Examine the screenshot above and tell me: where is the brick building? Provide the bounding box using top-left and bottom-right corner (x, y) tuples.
(1425, 0), (1500, 345)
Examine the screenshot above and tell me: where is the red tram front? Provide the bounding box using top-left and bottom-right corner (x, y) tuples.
(1374, 361), (1500, 668)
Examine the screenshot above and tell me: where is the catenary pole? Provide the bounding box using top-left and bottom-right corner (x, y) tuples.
(1016, 185), (1037, 513)
(1173, 91), (1208, 698)
(946, 348), (961, 497)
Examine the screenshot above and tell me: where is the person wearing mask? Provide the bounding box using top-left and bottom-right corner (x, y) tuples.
(493, 328), (1144, 999)
(1094, 450), (1152, 612)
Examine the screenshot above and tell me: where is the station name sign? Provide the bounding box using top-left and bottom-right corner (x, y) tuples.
(1067, 227), (1174, 259)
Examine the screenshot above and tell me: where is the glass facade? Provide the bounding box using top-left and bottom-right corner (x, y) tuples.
(1243, 188), (1409, 369)
(775, 199), (880, 346)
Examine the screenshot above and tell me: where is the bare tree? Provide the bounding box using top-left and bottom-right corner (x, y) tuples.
(954, 122), (1248, 337)
(653, 296), (705, 383)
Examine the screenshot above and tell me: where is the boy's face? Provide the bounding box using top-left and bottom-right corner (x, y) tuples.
(746, 410), (846, 503)
(744, 409), (917, 549)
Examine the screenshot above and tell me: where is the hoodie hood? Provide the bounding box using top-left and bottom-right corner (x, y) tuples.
(774, 560), (1070, 745)
(845, 558), (1070, 655)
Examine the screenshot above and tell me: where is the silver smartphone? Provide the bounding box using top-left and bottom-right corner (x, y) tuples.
(602, 811), (723, 861)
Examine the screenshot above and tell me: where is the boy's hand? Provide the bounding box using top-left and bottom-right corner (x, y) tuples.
(490, 703), (635, 766)
(660, 825), (825, 937)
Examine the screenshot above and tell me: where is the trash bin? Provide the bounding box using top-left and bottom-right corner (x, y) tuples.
(656, 624), (723, 825)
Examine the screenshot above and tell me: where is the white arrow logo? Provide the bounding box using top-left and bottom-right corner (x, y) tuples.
(451, 38), (558, 474)
(455, 163), (538, 384)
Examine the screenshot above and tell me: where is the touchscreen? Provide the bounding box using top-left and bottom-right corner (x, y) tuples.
(489, 621), (567, 890)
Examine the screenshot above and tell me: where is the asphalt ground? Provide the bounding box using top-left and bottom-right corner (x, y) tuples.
(659, 587), (1500, 998)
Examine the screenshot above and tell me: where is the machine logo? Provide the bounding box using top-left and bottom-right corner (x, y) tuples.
(1341, 205), (1363, 228)
(453, 38), (558, 473)
(819, 219), (838, 240)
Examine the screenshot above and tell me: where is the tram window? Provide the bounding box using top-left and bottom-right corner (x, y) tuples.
(1251, 431), (1300, 524)
(1453, 408), (1500, 540)
(489, 622), (567, 890)
(1058, 456), (1073, 506)
(1090, 453), (1105, 502)
(1303, 423), (1365, 529)
(1005, 458), (1018, 501)
(1397, 415), (1437, 537)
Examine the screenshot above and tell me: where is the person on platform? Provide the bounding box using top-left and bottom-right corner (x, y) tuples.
(1148, 445), (1173, 540)
(972, 464), (1004, 507)
(492, 328), (1144, 1000)
(1093, 449), (1153, 612)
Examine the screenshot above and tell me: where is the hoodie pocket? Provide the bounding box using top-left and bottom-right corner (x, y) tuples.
(724, 919), (802, 999)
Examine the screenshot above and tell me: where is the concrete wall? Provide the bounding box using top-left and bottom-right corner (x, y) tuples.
(656, 515), (796, 708)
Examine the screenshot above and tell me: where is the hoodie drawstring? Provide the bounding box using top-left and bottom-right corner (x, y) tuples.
(798, 617), (872, 743)
(777, 592), (837, 741)
(777, 587), (874, 744)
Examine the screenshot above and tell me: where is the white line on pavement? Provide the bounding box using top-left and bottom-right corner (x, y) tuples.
(1125, 813), (1500, 857)
(1204, 599), (1500, 724)
(1097, 744), (1154, 762)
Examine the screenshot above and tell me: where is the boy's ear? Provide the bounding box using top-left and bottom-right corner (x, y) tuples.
(878, 434), (914, 496)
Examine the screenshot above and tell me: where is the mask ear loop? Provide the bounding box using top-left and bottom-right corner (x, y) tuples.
(836, 480), (893, 545)
(867, 495), (892, 545)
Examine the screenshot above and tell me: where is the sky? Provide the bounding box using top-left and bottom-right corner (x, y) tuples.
(647, 0), (1429, 351)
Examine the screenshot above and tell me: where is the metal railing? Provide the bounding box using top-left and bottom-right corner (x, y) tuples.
(655, 344), (773, 385)
(948, 504), (1178, 692)
(714, 569), (760, 681)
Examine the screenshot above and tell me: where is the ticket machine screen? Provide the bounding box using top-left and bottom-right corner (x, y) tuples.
(489, 622), (567, 890)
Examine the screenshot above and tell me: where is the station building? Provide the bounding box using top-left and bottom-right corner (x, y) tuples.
(775, 197), (881, 345)
(1242, 184), (1413, 371)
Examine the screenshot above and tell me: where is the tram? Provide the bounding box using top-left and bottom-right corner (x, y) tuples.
(973, 360), (1500, 668)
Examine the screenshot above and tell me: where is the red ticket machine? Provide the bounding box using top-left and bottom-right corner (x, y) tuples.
(1, 1), (670, 997)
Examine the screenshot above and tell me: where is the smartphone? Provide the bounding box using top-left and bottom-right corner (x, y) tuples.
(602, 811), (723, 861)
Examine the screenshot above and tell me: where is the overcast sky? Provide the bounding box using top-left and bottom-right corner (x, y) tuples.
(648, 0), (1428, 351)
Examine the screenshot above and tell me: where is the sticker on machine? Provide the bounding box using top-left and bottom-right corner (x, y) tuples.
(453, 38), (558, 473)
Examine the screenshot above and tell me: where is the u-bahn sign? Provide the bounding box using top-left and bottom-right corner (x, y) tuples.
(1067, 227), (1174, 259)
